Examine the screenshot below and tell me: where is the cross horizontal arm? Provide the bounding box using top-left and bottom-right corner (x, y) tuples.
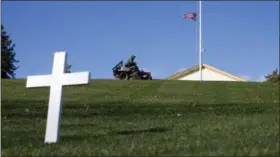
(62, 72), (90, 86)
(26, 75), (52, 88)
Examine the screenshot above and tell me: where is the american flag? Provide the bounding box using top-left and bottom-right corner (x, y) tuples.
(184, 12), (196, 21)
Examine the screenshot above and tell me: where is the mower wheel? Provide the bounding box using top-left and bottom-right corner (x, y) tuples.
(119, 72), (129, 80)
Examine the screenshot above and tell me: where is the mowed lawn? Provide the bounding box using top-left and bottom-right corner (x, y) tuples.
(1, 79), (279, 156)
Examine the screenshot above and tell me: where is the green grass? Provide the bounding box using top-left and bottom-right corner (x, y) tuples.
(1, 79), (279, 156)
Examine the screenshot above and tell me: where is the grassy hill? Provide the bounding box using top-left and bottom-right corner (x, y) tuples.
(2, 79), (279, 156)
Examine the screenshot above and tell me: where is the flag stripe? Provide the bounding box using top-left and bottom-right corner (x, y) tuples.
(184, 12), (196, 21)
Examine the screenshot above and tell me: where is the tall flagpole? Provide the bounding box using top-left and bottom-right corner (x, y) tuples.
(199, 1), (202, 81)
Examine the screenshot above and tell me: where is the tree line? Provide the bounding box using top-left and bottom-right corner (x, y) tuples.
(1, 24), (279, 83)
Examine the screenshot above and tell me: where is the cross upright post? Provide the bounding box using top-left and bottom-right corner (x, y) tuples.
(26, 51), (90, 143)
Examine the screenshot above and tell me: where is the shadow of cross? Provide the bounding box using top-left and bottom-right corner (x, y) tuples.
(26, 51), (90, 144)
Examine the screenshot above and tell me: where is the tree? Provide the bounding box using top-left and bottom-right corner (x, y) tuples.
(264, 68), (280, 83)
(65, 63), (71, 73)
(1, 25), (19, 79)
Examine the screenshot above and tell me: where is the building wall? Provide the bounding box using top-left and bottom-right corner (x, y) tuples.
(178, 68), (237, 81)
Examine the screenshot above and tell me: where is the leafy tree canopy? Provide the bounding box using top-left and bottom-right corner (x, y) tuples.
(1, 25), (19, 79)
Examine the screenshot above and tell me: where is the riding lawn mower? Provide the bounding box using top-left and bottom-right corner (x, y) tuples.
(112, 61), (152, 80)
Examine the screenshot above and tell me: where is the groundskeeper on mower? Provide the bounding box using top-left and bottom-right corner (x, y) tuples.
(112, 60), (152, 80)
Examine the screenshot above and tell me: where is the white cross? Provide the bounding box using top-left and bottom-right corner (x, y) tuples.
(26, 51), (90, 143)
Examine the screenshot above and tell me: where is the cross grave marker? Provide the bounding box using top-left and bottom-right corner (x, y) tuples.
(26, 51), (90, 143)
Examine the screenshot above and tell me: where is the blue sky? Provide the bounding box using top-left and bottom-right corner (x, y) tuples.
(2, 1), (279, 81)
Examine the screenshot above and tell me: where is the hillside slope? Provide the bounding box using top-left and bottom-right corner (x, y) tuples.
(2, 79), (279, 105)
(2, 79), (279, 156)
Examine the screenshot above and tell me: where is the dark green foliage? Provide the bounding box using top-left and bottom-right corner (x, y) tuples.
(1, 25), (19, 79)
(264, 68), (280, 83)
(2, 80), (279, 156)
(65, 63), (71, 73)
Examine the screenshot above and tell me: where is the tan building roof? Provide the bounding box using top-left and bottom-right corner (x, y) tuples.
(167, 64), (247, 82)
